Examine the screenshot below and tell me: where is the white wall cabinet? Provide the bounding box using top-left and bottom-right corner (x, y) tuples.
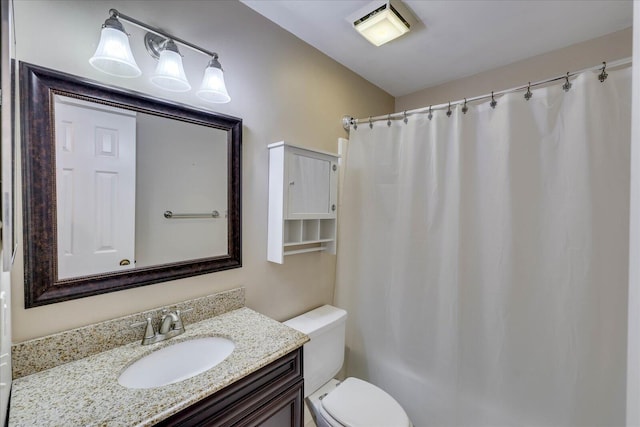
(268, 142), (339, 263)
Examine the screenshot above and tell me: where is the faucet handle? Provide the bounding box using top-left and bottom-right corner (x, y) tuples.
(131, 317), (157, 342)
(141, 317), (156, 340)
(173, 308), (193, 332)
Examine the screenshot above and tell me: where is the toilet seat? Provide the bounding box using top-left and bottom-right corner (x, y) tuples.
(320, 377), (411, 427)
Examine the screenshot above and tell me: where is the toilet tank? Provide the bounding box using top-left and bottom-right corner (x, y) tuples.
(284, 305), (347, 397)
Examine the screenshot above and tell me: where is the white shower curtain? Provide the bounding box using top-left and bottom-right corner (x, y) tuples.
(335, 67), (631, 427)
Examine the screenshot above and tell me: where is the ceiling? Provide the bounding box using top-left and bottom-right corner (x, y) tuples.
(241, 0), (633, 97)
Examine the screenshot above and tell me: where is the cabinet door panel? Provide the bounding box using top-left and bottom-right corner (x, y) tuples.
(240, 381), (304, 427)
(288, 153), (331, 217)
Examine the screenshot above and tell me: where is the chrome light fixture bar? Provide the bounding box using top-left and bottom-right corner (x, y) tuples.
(89, 9), (230, 103)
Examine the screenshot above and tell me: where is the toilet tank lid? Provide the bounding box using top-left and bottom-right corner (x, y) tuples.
(283, 305), (347, 337)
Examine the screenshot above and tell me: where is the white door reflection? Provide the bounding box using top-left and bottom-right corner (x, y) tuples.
(55, 96), (136, 279)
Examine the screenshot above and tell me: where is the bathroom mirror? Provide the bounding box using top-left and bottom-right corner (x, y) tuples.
(20, 62), (242, 307)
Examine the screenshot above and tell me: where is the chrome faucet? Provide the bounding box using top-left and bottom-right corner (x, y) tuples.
(132, 308), (191, 345)
(159, 311), (180, 335)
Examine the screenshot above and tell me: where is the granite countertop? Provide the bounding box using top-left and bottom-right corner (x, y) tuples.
(9, 307), (309, 426)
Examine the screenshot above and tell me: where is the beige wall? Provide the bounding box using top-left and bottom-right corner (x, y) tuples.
(396, 28), (632, 112)
(134, 114), (229, 267)
(11, 0), (393, 342)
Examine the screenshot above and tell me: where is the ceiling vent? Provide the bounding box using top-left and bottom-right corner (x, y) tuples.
(349, 0), (414, 46)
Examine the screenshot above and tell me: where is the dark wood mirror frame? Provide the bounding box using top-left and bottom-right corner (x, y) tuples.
(20, 62), (242, 308)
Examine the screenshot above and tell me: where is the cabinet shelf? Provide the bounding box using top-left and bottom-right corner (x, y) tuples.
(283, 239), (335, 247)
(283, 247), (327, 256)
(268, 142), (339, 264)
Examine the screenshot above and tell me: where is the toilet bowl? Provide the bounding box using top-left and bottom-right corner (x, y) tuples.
(307, 378), (412, 427)
(284, 305), (412, 427)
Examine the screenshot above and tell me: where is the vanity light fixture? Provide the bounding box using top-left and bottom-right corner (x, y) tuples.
(89, 9), (230, 103)
(196, 56), (231, 103)
(146, 35), (191, 92)
(88, 14), (141, 77)
(351, 0), (412, 46)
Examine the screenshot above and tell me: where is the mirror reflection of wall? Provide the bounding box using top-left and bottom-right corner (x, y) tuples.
(54, 95), (229, 281)
(135, 113), (228, 268)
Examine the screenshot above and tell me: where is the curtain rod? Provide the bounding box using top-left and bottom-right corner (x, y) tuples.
(343, 56), (632, 130)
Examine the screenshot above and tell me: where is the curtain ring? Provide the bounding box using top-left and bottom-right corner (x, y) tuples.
(428, 105), (433, 121)
(598, 61), (608, 83)
(446, 102), (452, 117)
(387, 114), (391, 127)
(369, 116), (373, 129)
(462, 98), (468, 114)
(524, 82), (533, 101)
(562, 72), (572, 92)
(403, 111), (408, 124)
(490, 91), (497, 109)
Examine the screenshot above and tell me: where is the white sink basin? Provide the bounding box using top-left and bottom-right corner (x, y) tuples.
(118, 337), (235, 389)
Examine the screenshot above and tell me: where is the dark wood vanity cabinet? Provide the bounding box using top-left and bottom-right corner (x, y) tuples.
(155, 347), (304, 427)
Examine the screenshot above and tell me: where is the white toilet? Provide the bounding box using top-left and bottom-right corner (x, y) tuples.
(284, 305), (413, 427)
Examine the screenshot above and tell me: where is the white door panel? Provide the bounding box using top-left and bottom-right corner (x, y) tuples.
(0, 277), (11, 426)
(55, 96), (137, 279)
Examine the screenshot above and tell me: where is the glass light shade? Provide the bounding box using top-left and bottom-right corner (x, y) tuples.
(354, 8), (410, 46)
(89, 27), (142, 78)
(196, 65), (231, 103)
(150, 49), (191, 92)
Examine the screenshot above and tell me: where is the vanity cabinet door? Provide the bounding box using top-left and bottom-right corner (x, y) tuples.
(155, 347), (303, 427)
(237, 381), (303, 427)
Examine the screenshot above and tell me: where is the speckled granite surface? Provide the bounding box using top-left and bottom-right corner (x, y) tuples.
(12, 287), (245, 379)
(9, 307), (309, 427)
